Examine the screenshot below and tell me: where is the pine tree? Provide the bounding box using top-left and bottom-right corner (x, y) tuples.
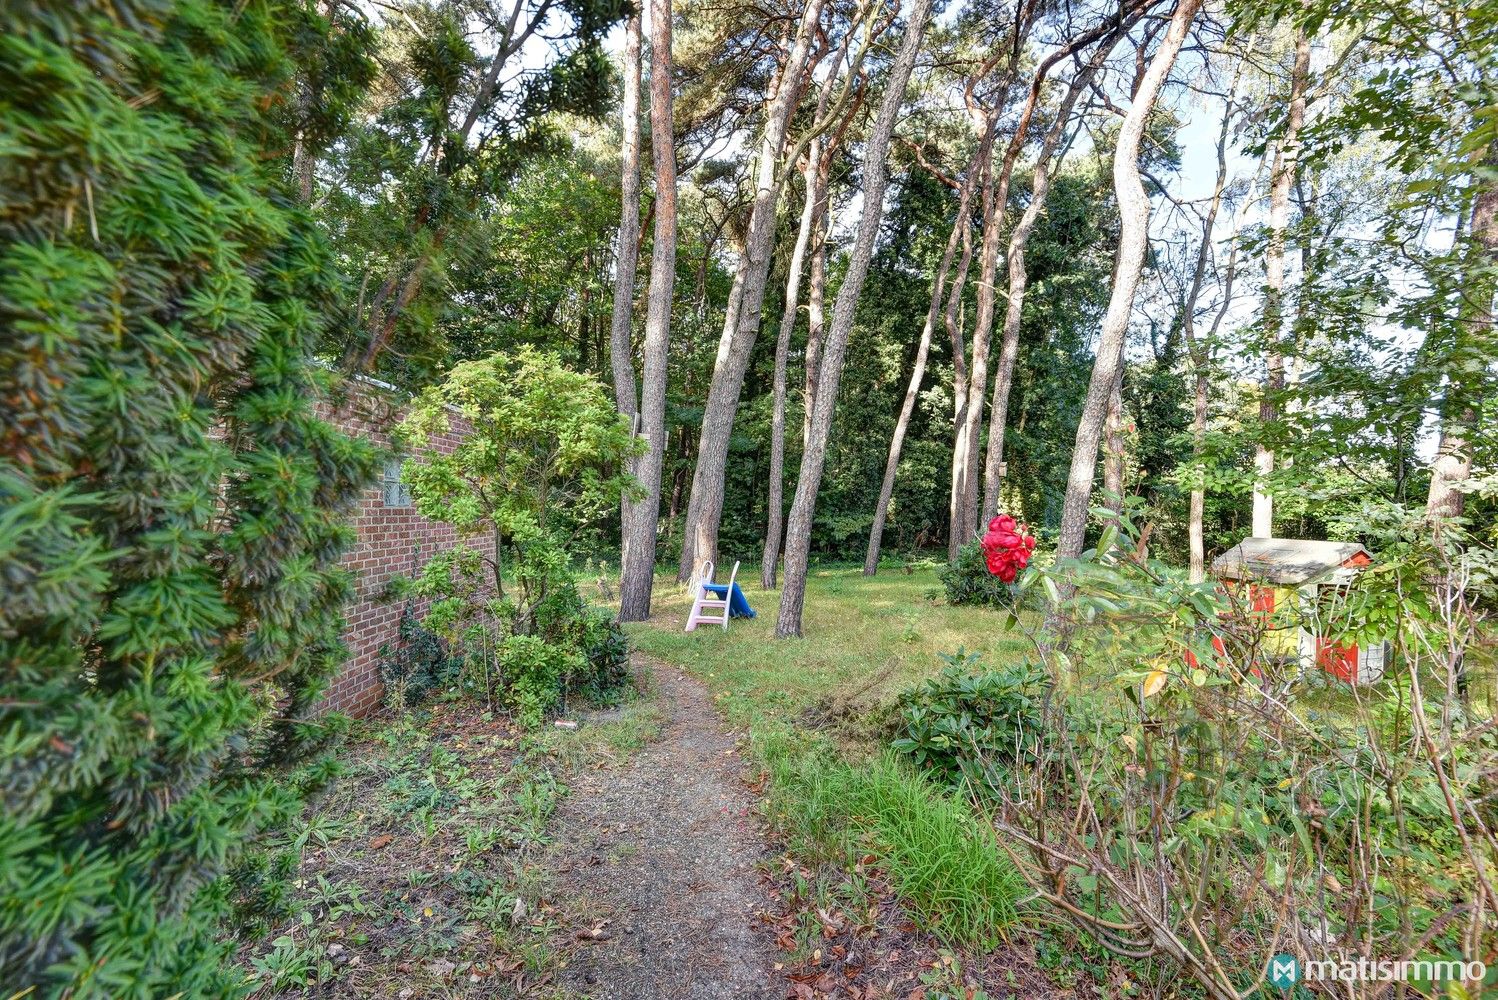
(0, 0), (377, 994)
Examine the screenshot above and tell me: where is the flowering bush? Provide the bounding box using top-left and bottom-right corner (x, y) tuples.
(980, 514), (1037, 583)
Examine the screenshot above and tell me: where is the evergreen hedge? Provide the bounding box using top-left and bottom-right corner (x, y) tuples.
(1, 0), (376, 994)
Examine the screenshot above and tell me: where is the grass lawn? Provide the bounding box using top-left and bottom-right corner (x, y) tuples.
(626, 564), (1034, 732)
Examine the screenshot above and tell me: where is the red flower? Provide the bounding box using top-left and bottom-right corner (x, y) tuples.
(980, 512), (1036, 583)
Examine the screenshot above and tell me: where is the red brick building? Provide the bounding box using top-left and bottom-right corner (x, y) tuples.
(317, 378), (487, 716)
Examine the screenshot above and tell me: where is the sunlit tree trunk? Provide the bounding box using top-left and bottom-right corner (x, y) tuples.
(763, 140), (823, 589)
(609, 9), (644, 593)
(617, 0), (677, 621)
(677, 0), (826, 582)
(1181, 77), (1239, 583)
(955, 149), (1003, 545)
(950, 11), (1129, 546)
(1050, 0), (1205, 597)
(1253, 32), (1309, 538)
(1102, 376), (1125, 525)
(864, 149), (983, 574)
(776, 0), (936, 635)
(803, 184), (832, 449)
(979, 36), (1120, 525)
(945, 174), (979, 561)
(1427, 150), (1498, 522)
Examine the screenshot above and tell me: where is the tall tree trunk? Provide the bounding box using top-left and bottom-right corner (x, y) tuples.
(1102, 375), (1126, 523)
(1181, 77), (1239, 582)
(617, 0), (678, 621)
(763, 141), (824, 589)
(979, 36), (1120, 524)
(775, 0), (937, 636)
(608, 10), (643, 424)
(1252, 32), (1309, 538)
(950, 8), (1134, 545)
(677, 0), (827, 582)
(1427, 151), (1498, 521)
(803, 186), (832, 448)
(1050, 0), (1204, 593)
(945, 172), (979, 560)
(611, 9), (644, 604)
(865, 147), (983, 574)
(955, 144), (1003, 546)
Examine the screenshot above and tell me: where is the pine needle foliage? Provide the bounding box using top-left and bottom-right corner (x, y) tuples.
(0, 1), (378, 995)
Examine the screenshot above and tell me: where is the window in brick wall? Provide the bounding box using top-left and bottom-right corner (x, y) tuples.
(381, 458), (412, 507)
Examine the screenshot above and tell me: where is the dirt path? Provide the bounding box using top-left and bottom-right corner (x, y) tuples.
(550, 659), (781, 1000)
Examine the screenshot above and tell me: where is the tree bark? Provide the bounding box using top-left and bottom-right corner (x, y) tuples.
(775, 0), (937, 636)
(1102, 375), (1126, 523)
(676, 0), (827, 582)
(1180, 77), (1239, 582)
(945, 166), (979, 561)
(864, 147), (983, 575)
(955, 139), (1004, 546)
(1050, 0), (1204, 588)
(609, 9), (645, 591)
(803, 187), (832, 448)
(1427, 149), (1498, 521)
(1252, 32), (1309, 538)
(763, 141), (823, 589)
(950, 6), (1137, 546)
(617, 0), (678, 621)
(978, 36), (1119, 525)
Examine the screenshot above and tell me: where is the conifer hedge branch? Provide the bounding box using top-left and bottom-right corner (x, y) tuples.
(0, 1), (377, 994)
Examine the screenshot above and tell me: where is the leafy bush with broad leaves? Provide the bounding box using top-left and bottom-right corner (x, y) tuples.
(892, 650), (1046, 795)
(397, 348), (640, 724)
(0, 0), (377, 994)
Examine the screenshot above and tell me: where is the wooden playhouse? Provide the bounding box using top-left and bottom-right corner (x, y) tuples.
(1210, 537), (1387, 685)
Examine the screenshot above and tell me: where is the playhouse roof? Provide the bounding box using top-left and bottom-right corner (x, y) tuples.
(1211, 537), (1371, 586)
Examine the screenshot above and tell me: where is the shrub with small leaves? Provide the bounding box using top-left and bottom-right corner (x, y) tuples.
(378, 607), (462, 708)
(398, 348), (639, 722)
(0, 1), (376, 994)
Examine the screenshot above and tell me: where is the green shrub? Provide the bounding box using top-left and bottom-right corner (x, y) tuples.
(378, 608), (462, 707)
(892, 650), (1047, 796)
(497, 635), (579, 728)
(399, 349), (639, 724)
(0, 0), (376, 993)
(938, 540), (1021, 608)
(999, 511), (1498, 996)
(580, 607), (632, 703)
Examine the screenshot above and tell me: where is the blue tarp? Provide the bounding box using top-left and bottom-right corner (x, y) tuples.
(702, 581), (756, 618)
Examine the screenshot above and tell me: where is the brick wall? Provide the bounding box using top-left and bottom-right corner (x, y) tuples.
(317, 379), (485, 716)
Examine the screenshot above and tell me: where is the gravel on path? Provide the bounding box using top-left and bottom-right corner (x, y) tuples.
(551, 659), (782, 1000)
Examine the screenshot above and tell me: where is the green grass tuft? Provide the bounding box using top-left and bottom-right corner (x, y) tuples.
(757, 728), (1023, 950)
